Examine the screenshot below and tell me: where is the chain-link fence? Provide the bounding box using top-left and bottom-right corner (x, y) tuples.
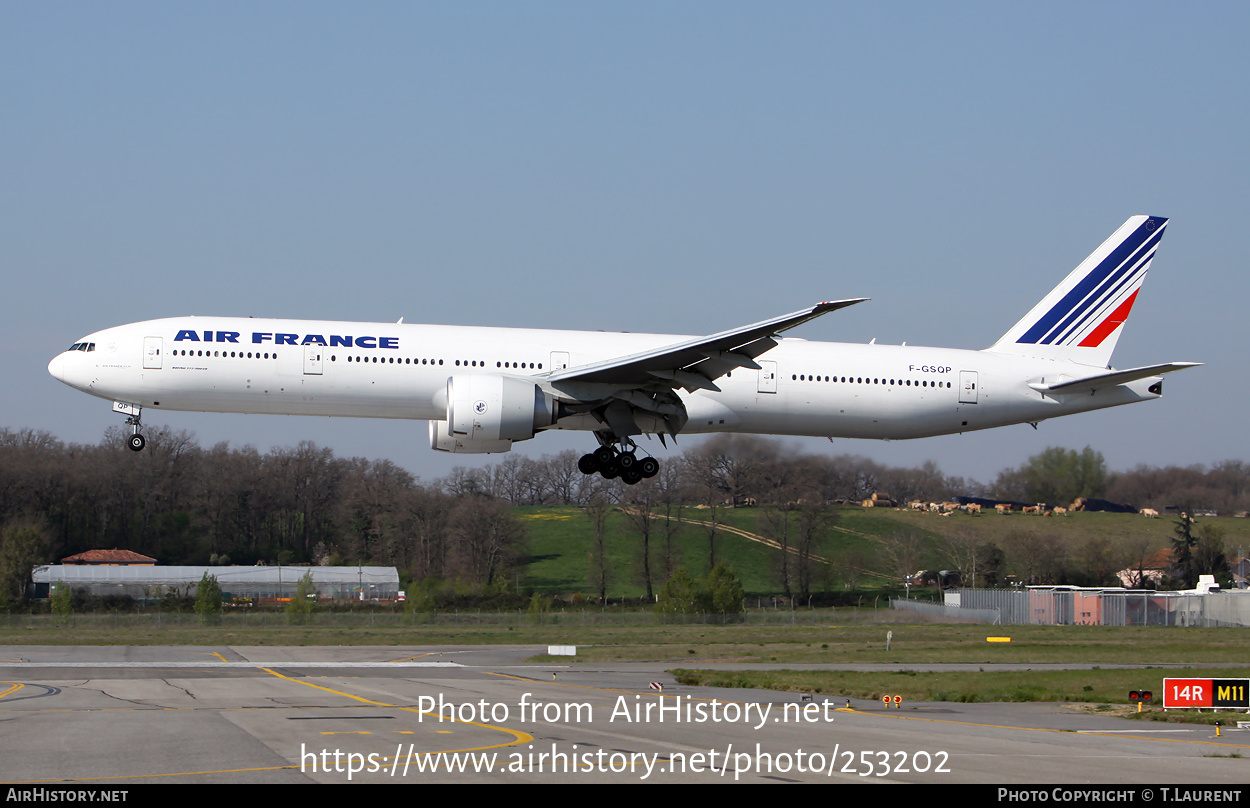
(927, 588), (1250, 627)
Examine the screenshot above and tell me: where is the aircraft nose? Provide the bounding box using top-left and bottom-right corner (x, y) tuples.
(48, 352), (67, 383)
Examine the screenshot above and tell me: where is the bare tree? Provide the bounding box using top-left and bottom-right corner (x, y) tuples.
(939, 530), (980, 588)
(878, 529), (927, 581)
(793, 502), (834, 599)
(758, 503), (795, 599)
(584, 495), (613, 603)
(446, 497), (525, 587)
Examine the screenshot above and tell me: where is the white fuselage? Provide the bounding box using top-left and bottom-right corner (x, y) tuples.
(48, 316), (1160, 445)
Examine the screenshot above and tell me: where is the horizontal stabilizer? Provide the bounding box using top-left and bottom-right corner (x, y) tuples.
(1031, 362), (1202, 394)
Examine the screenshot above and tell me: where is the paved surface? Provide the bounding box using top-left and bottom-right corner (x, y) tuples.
(0, 646), (1245, 784)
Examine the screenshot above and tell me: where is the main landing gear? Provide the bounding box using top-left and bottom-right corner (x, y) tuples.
(577, 438), (660, 485)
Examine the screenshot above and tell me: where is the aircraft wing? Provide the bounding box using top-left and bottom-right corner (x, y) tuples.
(542, 299), (866, 438)
(1033, 362), (1202, 394)
(548, 299), (866, 392)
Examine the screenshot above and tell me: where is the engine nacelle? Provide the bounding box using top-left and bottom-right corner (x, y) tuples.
(428, 420), (512, 454)
(430, 375), (557, 453)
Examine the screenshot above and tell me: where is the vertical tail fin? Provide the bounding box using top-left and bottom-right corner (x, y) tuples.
(987, 215), (1168, 367)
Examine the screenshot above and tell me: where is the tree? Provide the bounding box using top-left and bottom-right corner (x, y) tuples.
(620, 489), (660, 600)
(286, 571), (317, 624)
(526, 591), (551, 624)
(684, 435), (778, 507)
(655, 567), (703, 619)
(939, 531), (981, 588)
(1074, 537), (1118, 587)
(977, 542), (1006, 587)
(837, 548), (871, 591)
(758, 503), (795, 599)
(1170, 517), (1232, 590)
(1170, 511), (1199, 589)
(51, 583), (72, 625)
(879, 529), (927, 581)
(1004, 531), (1070, 585)
(705, 564), (745, 622)
(994, 446), (1108, 506)
(194, 572), (223, 625)
(0, 523), (47, 603)
(1192, 524), (1232, 589)
(446, 497), (525, 587)
(584, 496), (613, 603)
(793, 503), (833, 599)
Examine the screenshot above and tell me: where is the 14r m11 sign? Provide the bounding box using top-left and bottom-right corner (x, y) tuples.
(1163, 678), (1249, 708)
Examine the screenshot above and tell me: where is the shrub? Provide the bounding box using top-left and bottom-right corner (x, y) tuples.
(194, 573), (223, 625)
(286, 571), (317, 625)
(50, 584), (72, 625)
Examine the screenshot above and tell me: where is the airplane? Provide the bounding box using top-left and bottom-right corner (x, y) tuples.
(48, 215), (1199, 485)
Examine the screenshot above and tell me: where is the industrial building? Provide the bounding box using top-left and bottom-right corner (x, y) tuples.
(32, 564), (400, 603)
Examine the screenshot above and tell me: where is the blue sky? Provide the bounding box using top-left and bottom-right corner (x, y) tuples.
(3, 2), (1243, 484)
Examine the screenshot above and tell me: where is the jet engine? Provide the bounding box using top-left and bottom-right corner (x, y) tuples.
(429, 375), (557, 453)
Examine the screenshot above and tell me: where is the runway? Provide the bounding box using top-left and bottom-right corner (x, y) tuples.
(1, 646), (1245, 784)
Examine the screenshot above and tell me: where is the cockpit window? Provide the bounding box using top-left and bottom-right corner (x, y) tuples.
(67, 342), (95, 352)
(87, 343), (95, 351)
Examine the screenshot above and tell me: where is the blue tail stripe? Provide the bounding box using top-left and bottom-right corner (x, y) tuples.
(1018, 217), (1166, 345)
(1022, 219), (1161, 344)
(1048, 244), (1157, 345)
(1043, 230), (1163, 344)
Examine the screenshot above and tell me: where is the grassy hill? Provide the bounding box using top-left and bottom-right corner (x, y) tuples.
(515, 504), (1250, 599)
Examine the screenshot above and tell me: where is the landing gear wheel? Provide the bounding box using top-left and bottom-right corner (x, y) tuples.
(128, 434), (146, 452)
(639, 457), (660, 478)
(622, 468), (643, 485)
(593, 446), (616, 465)
(599, 459), (621, 480)
(617, 451), (637, 470)
(578, 453), (600, 475)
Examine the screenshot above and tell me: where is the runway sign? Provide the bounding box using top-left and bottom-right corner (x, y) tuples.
(1163, 678), (1249, 708)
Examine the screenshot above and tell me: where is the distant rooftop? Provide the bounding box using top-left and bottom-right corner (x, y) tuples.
(62, 549), (157, 565)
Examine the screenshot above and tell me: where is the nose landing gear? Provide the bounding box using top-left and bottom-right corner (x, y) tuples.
(113, 401), (146, 452)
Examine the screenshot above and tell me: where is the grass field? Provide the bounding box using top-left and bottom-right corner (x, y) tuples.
(7, 618), (1250, 664)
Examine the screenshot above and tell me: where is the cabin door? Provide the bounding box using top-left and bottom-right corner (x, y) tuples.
(959, 370), (978, 404)
(143, 337), (162, 369)
(758, 361), (778, 393)
(303, 345), (324, 375)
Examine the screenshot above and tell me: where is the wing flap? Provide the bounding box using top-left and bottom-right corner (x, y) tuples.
(547, 299), (866, 390)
